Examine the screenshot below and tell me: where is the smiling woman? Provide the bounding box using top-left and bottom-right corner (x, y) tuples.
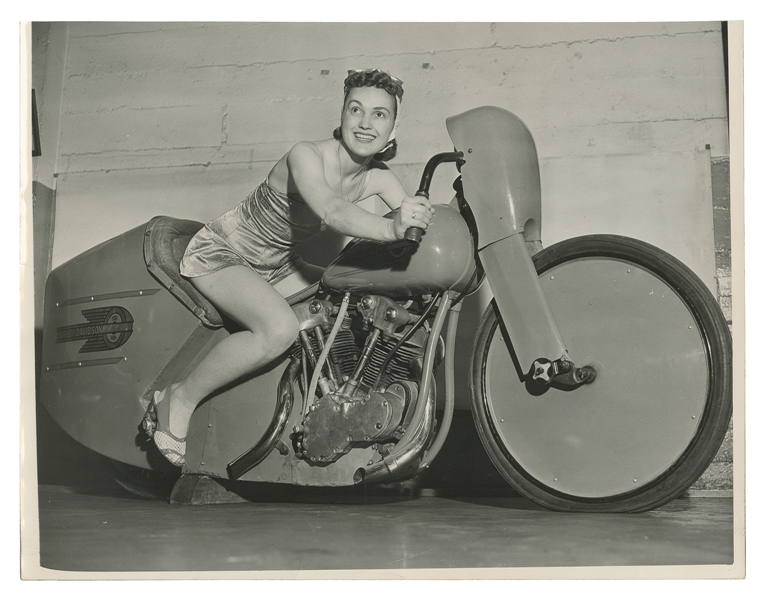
(142, 69), (435, 467)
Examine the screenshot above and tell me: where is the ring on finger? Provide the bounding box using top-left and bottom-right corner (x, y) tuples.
(412, 212), (417, 219)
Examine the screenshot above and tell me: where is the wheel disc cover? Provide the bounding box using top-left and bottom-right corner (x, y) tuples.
(485, 256), (708, 498)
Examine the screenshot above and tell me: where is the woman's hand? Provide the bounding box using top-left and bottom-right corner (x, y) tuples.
(391, 195), (435, 240)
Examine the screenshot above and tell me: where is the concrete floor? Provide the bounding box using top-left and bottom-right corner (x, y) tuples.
(36, 484), (733, 573)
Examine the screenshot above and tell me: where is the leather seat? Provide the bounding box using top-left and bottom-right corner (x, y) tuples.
(143, 216), (224, 328)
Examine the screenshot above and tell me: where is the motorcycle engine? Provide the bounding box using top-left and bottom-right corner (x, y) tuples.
(292, 294), (437, 465)
(299, 380), (417, 464)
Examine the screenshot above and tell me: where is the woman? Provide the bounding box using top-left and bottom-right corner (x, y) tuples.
(148, 69), (434, 466)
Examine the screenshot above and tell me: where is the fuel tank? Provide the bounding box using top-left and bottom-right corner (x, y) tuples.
(322, 204), (479, 297)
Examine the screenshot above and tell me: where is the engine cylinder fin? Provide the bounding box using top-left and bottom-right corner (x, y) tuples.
(324, 317), (358, 379)
(362, 335), (425, 389)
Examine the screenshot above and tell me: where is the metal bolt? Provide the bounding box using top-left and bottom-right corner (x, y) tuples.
(90, 297), (94, 301)
(200, 462), (205, 466)
(692, 415), (696, 420)
(364, 435), (371, 441)
(553, 477), (558, 482)
(208, 423), (212, 428)
(382, 401), (388, 407)
(56, 302), (59, 307)
(550, 276), (554, 280)
(467, 148), (473, 153)
(500, 419), (504, 423)
(375, 423), (382, 430)
(46, 367), (49, 371)
(78, 362), (82, 367)
(627, 269), (631, 273)
(633, 479), (638, 483)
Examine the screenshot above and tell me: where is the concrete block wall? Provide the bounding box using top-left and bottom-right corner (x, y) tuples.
(32, 22), (733, 490)
(48, 22), (727, 268)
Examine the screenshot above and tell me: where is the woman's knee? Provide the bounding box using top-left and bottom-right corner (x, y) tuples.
(259, 308), (299, 355)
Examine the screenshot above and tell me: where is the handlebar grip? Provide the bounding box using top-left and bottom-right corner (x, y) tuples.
(405, 190), (429, 245)
(404, 227), (424, 244)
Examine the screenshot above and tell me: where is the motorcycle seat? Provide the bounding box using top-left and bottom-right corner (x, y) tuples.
(143, 216), (224, 328)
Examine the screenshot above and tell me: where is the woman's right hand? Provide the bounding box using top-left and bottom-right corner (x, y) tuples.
(392, 195), (435, 240)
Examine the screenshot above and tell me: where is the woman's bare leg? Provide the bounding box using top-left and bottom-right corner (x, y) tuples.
(162, 266), (300, 439)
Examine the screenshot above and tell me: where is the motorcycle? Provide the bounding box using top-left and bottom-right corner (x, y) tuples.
(39, 106), (732, 512)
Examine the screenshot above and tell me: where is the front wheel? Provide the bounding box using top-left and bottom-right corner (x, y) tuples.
(470, 235), (732, 512)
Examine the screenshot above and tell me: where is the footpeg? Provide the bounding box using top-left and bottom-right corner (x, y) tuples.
(530, 357), (572, 386)
(141, 404), (157, 437)
(529, 358), (596, 388)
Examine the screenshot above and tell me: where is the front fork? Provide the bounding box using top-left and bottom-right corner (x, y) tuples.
(478, 231), (596, 389)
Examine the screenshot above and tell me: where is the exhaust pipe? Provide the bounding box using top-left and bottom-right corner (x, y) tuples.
(226, 355), (300, 480)
(353, 386), (435, 484)
(353, 292), (453, 484)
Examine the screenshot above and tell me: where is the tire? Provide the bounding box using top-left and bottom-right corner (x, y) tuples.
(470, 235), (732, 512)
(105, 458), (180, 500)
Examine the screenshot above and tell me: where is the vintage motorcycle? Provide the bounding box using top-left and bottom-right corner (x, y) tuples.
(39, 106), (732, 512)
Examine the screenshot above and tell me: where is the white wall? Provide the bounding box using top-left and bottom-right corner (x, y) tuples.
(36, 22), (728, 409)
(47, 22), (726, 270)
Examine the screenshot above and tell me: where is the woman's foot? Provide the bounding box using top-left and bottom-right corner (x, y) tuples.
(151, 387), (187, 467)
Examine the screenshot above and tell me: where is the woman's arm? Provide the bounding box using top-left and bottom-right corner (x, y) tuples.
(369, 166), (407, 210)
(371, 165), (437, 238)
(287, 142), (432, 241)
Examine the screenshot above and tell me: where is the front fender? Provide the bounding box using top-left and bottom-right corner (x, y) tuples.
(446, 106), (542, 249)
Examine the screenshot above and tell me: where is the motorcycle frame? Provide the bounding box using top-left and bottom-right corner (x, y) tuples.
(39, 106), (569, 483)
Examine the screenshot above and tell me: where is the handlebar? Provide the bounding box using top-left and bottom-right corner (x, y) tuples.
(404, 151), (464, 245)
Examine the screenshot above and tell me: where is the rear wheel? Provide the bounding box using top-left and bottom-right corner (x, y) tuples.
(470, 235), (732, 512)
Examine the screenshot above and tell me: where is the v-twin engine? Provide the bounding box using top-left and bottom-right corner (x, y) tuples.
(290, 294), (437, 465)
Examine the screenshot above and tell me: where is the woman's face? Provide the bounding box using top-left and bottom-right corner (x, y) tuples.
(340, 86), (397, 158)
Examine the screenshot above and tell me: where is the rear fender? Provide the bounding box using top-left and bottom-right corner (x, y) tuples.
(39, 223), (216, 470)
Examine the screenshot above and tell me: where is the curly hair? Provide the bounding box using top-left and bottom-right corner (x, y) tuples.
(334, 69), (403, 162)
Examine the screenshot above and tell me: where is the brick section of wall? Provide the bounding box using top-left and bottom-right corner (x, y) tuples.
(691, 156), (732, 491)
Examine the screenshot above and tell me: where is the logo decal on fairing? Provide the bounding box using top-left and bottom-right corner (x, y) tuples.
(56, 306), (134, 353)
